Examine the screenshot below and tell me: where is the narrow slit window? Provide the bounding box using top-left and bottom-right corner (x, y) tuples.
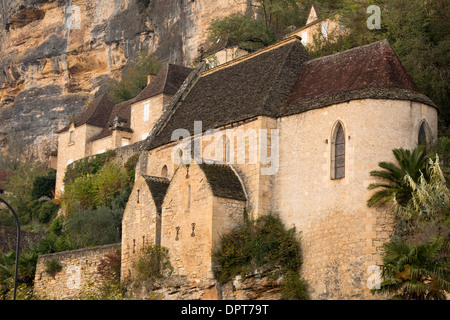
(161, 165), (168, 178)
(187, 185), (191, 210)
(332, 122), (345, 179)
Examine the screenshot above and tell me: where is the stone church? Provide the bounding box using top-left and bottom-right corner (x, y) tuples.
(55, 36), (437, 299)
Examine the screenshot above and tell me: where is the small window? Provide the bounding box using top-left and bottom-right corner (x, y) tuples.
(161, 165), (168, 178)
(331, 122), (345, 179)
(122, 138), (130, 147)
(69, 131), (74, 144)
(187, 185), (191, 210)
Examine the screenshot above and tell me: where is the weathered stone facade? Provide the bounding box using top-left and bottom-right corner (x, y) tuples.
(34, 243), (120, 300)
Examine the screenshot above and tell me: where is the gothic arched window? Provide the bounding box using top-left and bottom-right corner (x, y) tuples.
(418, 122), (427, 146)
(332, 122), (345, 179)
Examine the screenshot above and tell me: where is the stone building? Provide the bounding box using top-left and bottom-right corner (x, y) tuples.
(286, 5), (342, 47)
(53, 35), (438, 299)
(54, 64), (193, 195)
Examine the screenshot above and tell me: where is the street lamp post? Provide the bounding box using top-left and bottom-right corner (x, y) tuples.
(0, 198), (20, 300)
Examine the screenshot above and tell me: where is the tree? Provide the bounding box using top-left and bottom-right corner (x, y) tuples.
(208, 12), (277, 51)
(107, 52), (161, 103)
(208, 1), (307, 51)
(307, 0), (450, 135)
(367, 146), (430, 208)
(373, 236), (449, 300)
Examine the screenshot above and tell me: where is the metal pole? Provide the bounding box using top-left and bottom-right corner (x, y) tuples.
(0, 198), (20, 300)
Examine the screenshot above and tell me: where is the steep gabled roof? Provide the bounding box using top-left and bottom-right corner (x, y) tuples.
(199, 163), (246, 201)
(147, 37), (310, 149)
(142, 175), (170, 211)
(57, 94), (115, 133)
(282, 39), (435, 116)
(89, 98), (135, 142)
(133, 63), (194, 104)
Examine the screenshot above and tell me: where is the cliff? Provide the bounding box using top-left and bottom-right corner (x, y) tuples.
(0, 0), (248, 161)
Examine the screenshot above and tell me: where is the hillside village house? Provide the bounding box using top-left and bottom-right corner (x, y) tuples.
(54, 64), (193, 195)
(286, 4), (342, 47)
(51, 35), (437, 299)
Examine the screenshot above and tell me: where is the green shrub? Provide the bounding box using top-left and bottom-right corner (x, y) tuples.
(65, 205), (123, 249)
(63, 150), (116, 186)
(62, 174), (97, 215)
(44, 258), (62, 277)
(48, 215), (65, 236)
(93, 162), (130, 207)
(37, 201), (59, 223)
(31, 169), (56, 200)
(133, 245), (173, 281)
(213, 213), (308, 299)
(124, 154), (139, 183)
(107, 52), (161, 103)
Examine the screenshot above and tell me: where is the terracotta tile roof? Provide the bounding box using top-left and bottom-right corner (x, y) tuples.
(282, 39), (435, 115)
(133, 63), (194, 104)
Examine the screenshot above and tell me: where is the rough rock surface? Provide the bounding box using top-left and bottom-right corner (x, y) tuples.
(127, 268), (283, 300)
(0, 0), (247, 160)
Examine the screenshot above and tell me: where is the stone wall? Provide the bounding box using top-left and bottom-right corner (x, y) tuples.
(144, 116), (278, 218)
(130, 94), (172, 144)
(34, 243), (120, 300)
(121, 176), (162, 281)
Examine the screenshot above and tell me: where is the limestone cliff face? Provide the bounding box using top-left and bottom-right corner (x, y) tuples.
(0, 0), (247, 160)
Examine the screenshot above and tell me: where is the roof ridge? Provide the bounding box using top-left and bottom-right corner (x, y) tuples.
(78, 94), (113, 126)
(201, 36), (303, 77)
(304, 39), (390, 65)
(260, 40), (311, 115)
(142, 174), (170, 183)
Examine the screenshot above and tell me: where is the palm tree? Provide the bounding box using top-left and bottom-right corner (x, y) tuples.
(373, 236), (450, 300)
(367, 146), (430, 208)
